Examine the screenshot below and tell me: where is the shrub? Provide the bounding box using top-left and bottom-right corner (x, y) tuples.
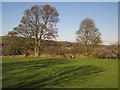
(92, 45), (118, 59)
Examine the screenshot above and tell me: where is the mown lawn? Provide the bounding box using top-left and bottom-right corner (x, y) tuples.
(2, 57), (118, 88)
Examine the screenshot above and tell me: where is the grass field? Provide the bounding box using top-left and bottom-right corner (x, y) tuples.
(2, 57), (118, 88)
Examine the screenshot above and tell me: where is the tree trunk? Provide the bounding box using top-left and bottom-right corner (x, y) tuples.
(25, 47), (28, 57)
(34, 15), (39, 56)
(38, 20), (48, 56)
(34, 35), (39, 56)
(38, 30), (43, 56)
(38, 39), (41, 56)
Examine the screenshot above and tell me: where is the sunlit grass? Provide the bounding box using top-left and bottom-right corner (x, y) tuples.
(2, 57), (118, 88)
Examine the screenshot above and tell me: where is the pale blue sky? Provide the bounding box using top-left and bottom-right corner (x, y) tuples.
(1, 0), (119, 2)
(2, 2), (118, 44)
(0, 2), (2, 36)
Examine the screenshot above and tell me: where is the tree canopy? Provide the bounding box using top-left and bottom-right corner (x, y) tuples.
(76, 18), (102, 46)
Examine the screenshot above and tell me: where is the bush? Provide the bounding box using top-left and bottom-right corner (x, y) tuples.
(92, 45), (118, 59)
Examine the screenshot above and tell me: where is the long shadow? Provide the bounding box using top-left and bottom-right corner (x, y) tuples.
(2, 58), (68, 74)
(2, 58), (69, 87)
(27, 58), (68, 69)
(3, 58), (68, 69)
(3, 59), (105, 88)
(17, 65), (104, 88)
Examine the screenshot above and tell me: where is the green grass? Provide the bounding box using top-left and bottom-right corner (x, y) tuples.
(2, 57), (118, 88)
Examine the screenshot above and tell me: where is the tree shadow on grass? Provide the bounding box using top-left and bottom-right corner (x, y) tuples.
(3, 58), (68, 73)
(3, 58), (68, 69)
(27, 58), (68, 69)
(18, 65), (104, 88)
(3, 59), (105, 88)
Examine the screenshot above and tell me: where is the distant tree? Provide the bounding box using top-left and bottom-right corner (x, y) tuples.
(13, 4), (59, 56)
(76, 18), (102, 56)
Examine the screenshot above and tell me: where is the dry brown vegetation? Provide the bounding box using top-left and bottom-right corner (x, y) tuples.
(1, 36), (118, 59)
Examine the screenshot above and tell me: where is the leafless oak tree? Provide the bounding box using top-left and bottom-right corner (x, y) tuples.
(13, 4), (59, 56)
(76, 18), (102, 56)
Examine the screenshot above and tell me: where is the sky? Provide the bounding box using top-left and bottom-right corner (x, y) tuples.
(0, 2), (2, 36)
(1, 0), (119, 2)
(1, 2), (118, 44)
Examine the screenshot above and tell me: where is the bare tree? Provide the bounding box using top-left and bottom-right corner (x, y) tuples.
(76, 18), (102, 56)
(13, 4), (59, 56)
